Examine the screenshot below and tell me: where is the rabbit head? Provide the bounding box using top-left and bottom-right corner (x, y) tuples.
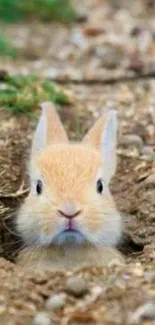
(16, 102), (122, 248)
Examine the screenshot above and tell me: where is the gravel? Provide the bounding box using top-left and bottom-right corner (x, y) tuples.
(130, 302), (155, 323)
(45, 294), (66, 311)
(65, 277), (89, 298)
(33, 312), (52, 325)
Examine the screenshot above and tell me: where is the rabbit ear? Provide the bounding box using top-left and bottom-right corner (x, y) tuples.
(31, 102), (68, 155)
(82, 110), (117, 182)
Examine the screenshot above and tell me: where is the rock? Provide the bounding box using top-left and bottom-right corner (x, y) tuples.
(141, 146), (155, 162)
(119, 134), (144, 152)
(132, 263), (144, 277)
(130, 302), (155, 323)
(65, 277), (89, 298)
(95, 46), (123, 69)
(45, 293), (66, 311)
(144, 271), (155, 281)
(33, 312), (51, 325)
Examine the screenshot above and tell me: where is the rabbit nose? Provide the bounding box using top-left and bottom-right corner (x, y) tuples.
(58, 209), (81, 219)
(58, 201), (81, 219)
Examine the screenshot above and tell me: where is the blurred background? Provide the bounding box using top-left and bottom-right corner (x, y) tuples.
(0, 0), (155, 80)
(0, 0), (155, 115)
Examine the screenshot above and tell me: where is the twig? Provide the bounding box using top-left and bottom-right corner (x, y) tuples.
(49, 71), (155, 85)
(0, 188), (29, 199)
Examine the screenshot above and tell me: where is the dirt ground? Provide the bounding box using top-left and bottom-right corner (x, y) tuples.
(0, 0), (155, 324)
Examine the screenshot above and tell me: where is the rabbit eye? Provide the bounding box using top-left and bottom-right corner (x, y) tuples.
(97, 179), (103, 194)
(36, 180), (42, 195)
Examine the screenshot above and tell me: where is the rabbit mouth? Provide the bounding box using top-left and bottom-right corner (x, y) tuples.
(63, 222), (78, 232)
(64, 228), (78, 233)
(62, 220), (81, 234)
(53, 226), (86, 245)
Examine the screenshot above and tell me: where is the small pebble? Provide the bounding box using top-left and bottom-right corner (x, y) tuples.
(144, 271), (155, 281)
(33, 312), (51, 325)
(120, 134), (143, 152)
(130, 302), (155, 323)
(65, 277), (89, 298)
(96, 46), (123, 68)
(45, 293), (66, 311)
(132, 263), (144, 277)
(141, 146), (155, 162)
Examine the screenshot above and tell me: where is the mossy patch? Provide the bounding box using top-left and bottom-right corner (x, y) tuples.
(0, 0), (77, 23)
(0, 75), (69, 116)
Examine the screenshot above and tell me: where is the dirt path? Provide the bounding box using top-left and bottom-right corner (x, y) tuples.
(0, 0), (155, 324)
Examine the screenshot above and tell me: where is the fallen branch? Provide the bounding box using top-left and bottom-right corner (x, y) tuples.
(49, 71), (155, 85)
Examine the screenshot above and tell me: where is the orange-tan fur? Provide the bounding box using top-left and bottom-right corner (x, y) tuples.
(16, 102), (123, 271)
(18, 244), (123, 271)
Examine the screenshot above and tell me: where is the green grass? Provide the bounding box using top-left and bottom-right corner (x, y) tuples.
(0, 35), (18, 58)
(0, 0), (77, 23)
(0, 0), (78, 58)
(0, 75), (69, 116)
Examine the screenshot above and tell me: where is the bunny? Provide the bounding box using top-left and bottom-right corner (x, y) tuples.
(16, 102), (124, 271)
